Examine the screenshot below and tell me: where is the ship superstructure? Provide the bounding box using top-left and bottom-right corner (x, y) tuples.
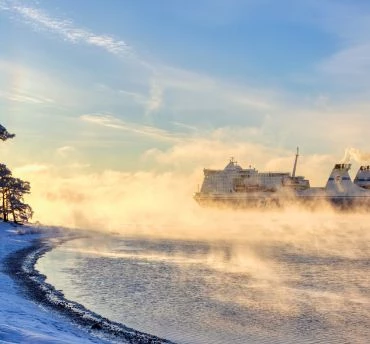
(194, 150), (370, 208)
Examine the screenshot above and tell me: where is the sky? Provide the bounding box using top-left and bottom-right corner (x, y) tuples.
(1, 0), (370, 224)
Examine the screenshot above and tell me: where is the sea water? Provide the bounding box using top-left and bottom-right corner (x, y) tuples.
(37, 216), (370, 344)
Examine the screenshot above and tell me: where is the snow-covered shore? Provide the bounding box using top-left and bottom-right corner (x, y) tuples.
(0, 222), (107, 343)
(0, 223), (172, 344)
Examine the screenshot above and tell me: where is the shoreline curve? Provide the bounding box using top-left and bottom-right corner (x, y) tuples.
(4, 230), (175, 344)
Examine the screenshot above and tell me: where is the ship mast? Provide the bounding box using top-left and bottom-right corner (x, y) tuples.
(292, 147), (299, 178)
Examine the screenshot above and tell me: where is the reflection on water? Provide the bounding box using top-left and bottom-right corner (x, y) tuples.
(37, 215), (370, 344)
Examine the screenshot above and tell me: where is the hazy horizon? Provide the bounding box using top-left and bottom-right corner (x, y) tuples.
(2, 0), (370, 224)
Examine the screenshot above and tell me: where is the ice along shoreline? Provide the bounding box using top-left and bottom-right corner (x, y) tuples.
(2, 225), (175, 344)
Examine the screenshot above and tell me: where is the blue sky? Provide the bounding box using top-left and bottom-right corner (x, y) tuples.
(1, 0), (370, 179)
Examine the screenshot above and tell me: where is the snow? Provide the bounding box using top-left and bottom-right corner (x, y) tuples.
(0, 222), (108, 344)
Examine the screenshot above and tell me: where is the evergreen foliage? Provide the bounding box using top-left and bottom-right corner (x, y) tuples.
(0, 124), (15, 141)
(0, 124), (33, 223)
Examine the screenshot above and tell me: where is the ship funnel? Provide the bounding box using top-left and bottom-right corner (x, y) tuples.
(325, 164), (352, 193)
(354, 165), (370, 189)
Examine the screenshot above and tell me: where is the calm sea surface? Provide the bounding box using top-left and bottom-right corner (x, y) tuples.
(37, 218), (370, 344)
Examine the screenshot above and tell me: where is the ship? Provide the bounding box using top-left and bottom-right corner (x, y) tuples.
(193, 148), (370, 208)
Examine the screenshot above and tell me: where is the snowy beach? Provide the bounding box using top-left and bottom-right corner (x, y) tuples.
(0, 223), (105, 343)
(0, 223), (172, 344)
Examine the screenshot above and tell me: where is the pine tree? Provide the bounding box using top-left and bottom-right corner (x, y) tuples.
(0, 165), (33, 223)
(0, 124), (33, 223)
(7, 177), (33, 223)
(0, 164), (12, 222)
(0, 124), (15, 141)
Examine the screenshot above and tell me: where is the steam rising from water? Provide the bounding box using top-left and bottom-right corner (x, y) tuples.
(15, 160), (370, 249)
(39, 207), (370, 343)
(24, 156), (369, 343)
(16, 144), (368, 234)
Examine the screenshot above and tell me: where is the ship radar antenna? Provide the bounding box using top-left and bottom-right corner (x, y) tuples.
(292, 147), (299, 178)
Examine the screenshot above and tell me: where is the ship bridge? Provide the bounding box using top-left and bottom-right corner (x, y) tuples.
(224, 158), (243, 171)
(200, 157), (293, 194)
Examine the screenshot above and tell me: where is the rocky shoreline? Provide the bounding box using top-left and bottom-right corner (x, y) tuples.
(4, 230), (174, 344)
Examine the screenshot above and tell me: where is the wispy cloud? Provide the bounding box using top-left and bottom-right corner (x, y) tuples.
(118, 89), (146, 103)
(305, 1), (370, 83)
(0, 90), (54, 104)
(320, 43), (370, 78)
(171, 121), (198, 131)
(14, 163), (50, 175)
(57, 145), (75, 157)
(157, 65), (276, 111)
(0, 1), (276, 117)
(80, 113), (181, 142)
(145, 79), (163, 116)
(1, 1), (130, 56)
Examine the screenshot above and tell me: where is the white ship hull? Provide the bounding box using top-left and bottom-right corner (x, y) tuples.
(194, 153), (370, 209)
